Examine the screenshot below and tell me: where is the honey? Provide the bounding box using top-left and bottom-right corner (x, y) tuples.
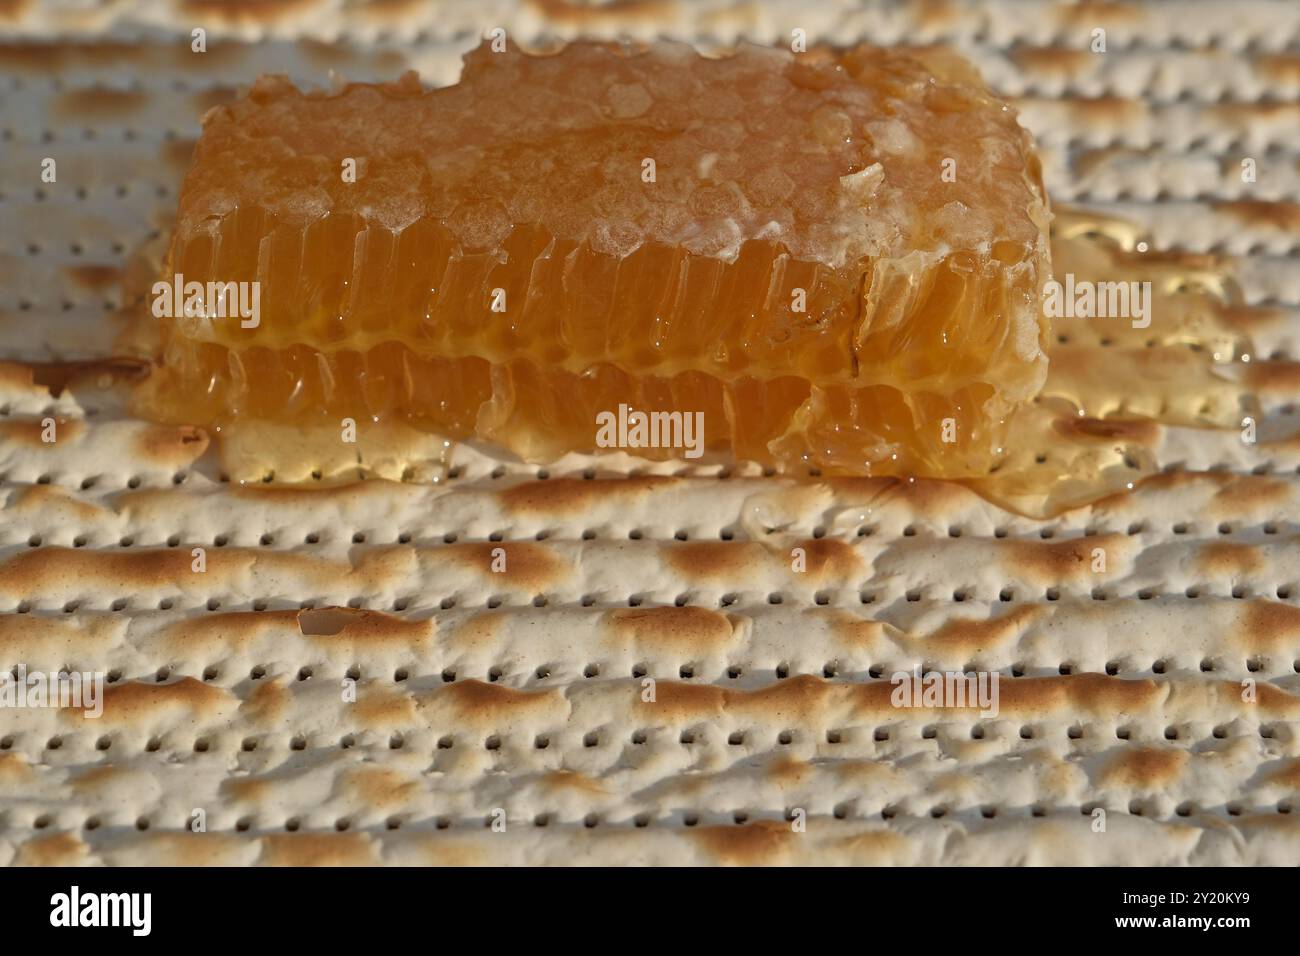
(136, 39), (1052, 478)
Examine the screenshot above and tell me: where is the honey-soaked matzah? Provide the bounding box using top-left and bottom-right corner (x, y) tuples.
(1, 0), (1299, 866)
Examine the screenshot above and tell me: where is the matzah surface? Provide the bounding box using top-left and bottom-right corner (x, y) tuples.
(1, 0), (1299, 866)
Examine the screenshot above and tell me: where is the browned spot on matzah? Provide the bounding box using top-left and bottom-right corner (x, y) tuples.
(790, 537), (863, 581)
(691, 820), (795, 865)
(180, 0), (320, 22)
(1221, 303), (1288, 337)
(69, 765), (126, 794)
(127, 833), (250, 866)
(1052, 1), (1145, 25)
(296, 606), (434, 645)
(0, 547), (193, 596)
(0, 613), (115, 657)
(54, 88), (149, 119)
(0, 41), (140, 71)
(422, 679), (565, 725)
(240, 678), (290, 724)
(728, 674), (834, 724)
(1244, 360), (1300, 395)
(222, 775), (272, 805)
(1010, 47), (1095, 75)
(1059, 96), (1145, 127)
(1213, 102), (1300, 130)
(1197, 542), (1264, 577)
(1238, 601), (1300, 651)
(1264, 759), (1300, 789)
(411, 837), (484, 866)
(160, 610), (297, 654)
(913, 0), (960, 28)
(0, 0), (31, 21)
(765, 753), (816, 785)
(0, 361), (47, 394)
(1256, 53), (1300, 83)
(1134, 470), (1210, 495)
(448, 611), (504, 650)
(498, 476), (676, 516)
(995, 674), (1162, 718)
(604, 606), (735, 652)
(663, 541), (767, 581)
(341, 766), (419, 809)
(1253, 682), (1300, 717)
(825, 610), (890, 652)
(444, 541), (568, 591)
(635, 680), (725, 722)
(0, 417), (84, 446)
(1002, 534), (1126, 585)
(257, 832), (380, 866)
(0, 752), (32, 781)
(12, 832), (89, 867)
(355, 0), (426, 16)
(1214, 200), (1300, 231)
(64, 264), (123, 292)
(921, 605), (1046, 653)
(8, 483), (108, 522)
(1100, 747), (1190, 789)
(90, 677), (228, 725)
(525, 0), (677, 25)
(353, 686), (416, 728)
(839, 829), (909, 862)
(133, 423), (209, 464)
(1208, 475), (1293, 516)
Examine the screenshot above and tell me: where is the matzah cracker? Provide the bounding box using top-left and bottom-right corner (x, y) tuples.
(1, 0), (1299, 866)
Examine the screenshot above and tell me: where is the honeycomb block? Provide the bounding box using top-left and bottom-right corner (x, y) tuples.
(141, 39), (1052, 476)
